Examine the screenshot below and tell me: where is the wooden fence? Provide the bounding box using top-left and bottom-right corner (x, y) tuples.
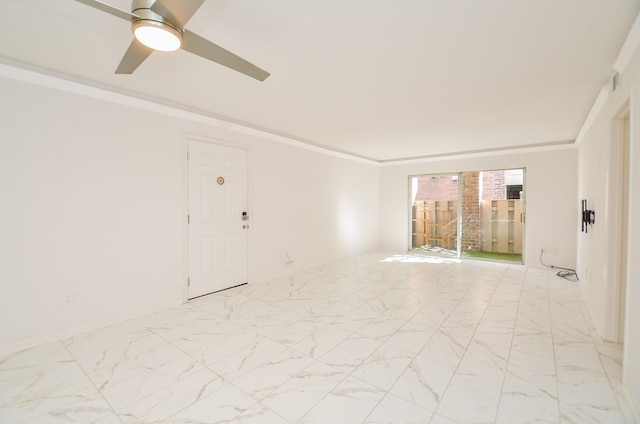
(481, 199), (523, 254)
(412, 199), (523, 254)
(412, 200), (458, 250)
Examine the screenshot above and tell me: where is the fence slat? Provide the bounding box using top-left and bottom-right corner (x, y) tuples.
(496, 201), (509, 253)
(482, 201), (492, 251)
(415, 198), (522, 255)
(514, 200), (523, 254)
(412, 200), (458, 250)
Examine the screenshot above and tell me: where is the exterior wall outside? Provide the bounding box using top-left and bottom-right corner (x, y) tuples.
(482, 171), (507, 200)
(415, 170), (516, 203)
(461, 172), (481, 251)
(415, 175), (458, 201)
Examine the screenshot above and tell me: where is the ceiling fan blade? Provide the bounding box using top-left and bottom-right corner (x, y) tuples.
(73, 0), (137, 21)
(115, 39), (154, 74)
(182, 30), (270, 81)
(151, 0), (205, 28)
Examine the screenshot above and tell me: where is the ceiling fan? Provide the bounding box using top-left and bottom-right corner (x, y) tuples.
(74, 0), (270, 81)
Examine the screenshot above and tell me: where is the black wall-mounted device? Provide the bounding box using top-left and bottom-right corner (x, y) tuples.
(581, 199), (595, 233)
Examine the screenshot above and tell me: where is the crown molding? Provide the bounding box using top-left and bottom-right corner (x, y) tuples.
(0, 58), (377, 165)
(1, 58), (581, 167)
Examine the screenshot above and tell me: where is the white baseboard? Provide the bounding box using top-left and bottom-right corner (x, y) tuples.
(0, 299), (184, 357)
(625, 386), (640, 424)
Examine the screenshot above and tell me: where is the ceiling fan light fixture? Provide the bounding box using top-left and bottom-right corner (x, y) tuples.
(133, 20), (182, 52)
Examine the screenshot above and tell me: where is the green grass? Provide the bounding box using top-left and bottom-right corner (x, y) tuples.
(461, 251), (522, 263)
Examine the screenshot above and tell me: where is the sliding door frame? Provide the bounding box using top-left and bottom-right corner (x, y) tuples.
(408, 168), (526, 264)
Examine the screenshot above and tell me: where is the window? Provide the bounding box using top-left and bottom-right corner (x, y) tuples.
(506, 184), (522, 199)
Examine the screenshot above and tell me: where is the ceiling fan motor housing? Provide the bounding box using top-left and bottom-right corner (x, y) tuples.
(131, 0), (183, 50)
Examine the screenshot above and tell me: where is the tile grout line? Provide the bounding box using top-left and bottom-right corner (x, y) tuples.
(491, 265), (527, 424)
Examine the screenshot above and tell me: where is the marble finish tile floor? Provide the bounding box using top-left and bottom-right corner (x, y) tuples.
(0, 253), (635, 423)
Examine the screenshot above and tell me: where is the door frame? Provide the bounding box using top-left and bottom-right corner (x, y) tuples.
(182, 133), (252, 302)
(611, 102), (630, 343)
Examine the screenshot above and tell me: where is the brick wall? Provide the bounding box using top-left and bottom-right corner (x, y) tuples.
(415, 172), (510, 202)
(461, 172), (481, 252)
(482, 171), (506, 200)
(415, 176), (458, 201)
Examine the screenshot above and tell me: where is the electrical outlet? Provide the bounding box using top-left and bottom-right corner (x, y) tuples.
(63, 292), (74, 307)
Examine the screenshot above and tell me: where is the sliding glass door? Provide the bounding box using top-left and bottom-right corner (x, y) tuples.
(411, 174), (460, 257)
(410, 168), (524, 263)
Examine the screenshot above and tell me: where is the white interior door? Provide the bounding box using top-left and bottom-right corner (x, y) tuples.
(188, 140), (248, 299)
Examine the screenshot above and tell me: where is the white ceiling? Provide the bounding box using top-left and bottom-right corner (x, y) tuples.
(0, 0), (638, 162)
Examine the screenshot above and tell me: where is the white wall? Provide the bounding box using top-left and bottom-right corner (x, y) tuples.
(575, 19), (640, 416)
(0, 74), (380, 352)
(576, 91), (628, 343)
(626, 79), (640, 424)
(250, 139), (380, 280)
(379, 149), (578, 270)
